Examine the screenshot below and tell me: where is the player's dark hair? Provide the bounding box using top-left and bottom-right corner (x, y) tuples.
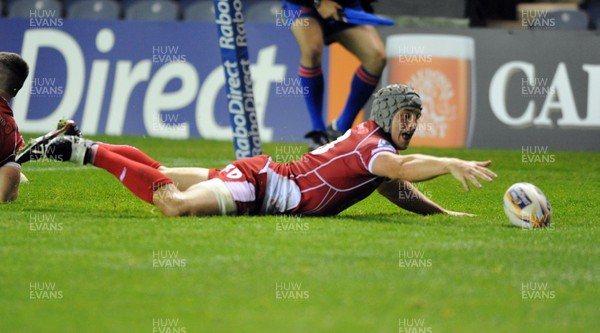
(0, 52), (29, 98)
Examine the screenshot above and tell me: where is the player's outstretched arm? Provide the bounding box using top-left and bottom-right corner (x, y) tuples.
(377, 180), (475, 217)
(377, 179), (443, 215)
(371, 152), (497, 191)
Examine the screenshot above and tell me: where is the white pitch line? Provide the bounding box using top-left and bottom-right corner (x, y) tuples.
(23, 166), (95, 172)
(23, 159), (231, 173)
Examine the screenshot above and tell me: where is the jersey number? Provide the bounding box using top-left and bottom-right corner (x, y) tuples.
(222, 164), (243, 179)
(311, 129), (351, 155)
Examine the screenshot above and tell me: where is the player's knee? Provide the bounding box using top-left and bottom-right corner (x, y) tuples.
(159, 205), (183, 217)
(377, 50), (387, 69)
(300, 44), (324, 67)
(153, 190), (188, 217)
(156, 198), (185, 217)
(366, 48), (386, 72)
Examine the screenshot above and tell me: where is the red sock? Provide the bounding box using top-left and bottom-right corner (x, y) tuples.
(93, 145), (173, 203)
(96, 143), (162, 168)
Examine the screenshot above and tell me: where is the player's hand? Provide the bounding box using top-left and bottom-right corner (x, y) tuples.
(447, 159), (497, 192)
(316, 0), (342, 20)
(444, 209), (476, 217)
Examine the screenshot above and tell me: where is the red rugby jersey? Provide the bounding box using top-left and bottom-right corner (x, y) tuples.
(210, 120), (397, 216)
(280, 120), (396, 215)
(0, 97), (24, 166)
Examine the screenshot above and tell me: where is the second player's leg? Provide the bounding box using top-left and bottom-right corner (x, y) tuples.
(333, 25), (387, 76)
(291, 17), (330, 148)
(329, 25), (387, 133)
(291, 16), (325, 68)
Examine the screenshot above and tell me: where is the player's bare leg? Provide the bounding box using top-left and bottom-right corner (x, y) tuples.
(291, 16), (325, 68)
(332, 25), (386, 76)
(158, 167), (210, 191)
(154, 177), (236, 216)
(153, 183), (222, 216)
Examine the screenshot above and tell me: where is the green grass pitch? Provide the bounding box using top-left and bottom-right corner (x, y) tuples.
(1, 135), (598, 333)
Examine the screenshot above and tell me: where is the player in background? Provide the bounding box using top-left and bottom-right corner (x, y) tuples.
(283, 0), (386, 150)
(32, 84), (496, 217)
(0, 52), (81, 202)
(0, 52), (28, 202)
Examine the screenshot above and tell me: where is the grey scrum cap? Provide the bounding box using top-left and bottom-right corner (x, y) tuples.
(370, 84), (422, 133)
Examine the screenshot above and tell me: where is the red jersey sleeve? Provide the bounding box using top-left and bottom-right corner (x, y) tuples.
(346, 121), (397, 174)
(354, 126), (397, 175)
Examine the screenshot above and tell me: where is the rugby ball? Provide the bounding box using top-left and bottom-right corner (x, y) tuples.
(503, 182), (552, 229)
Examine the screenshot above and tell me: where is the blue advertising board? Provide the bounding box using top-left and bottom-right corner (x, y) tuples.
(3, 18), (599, 151)
(1, 18), (320, 143)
